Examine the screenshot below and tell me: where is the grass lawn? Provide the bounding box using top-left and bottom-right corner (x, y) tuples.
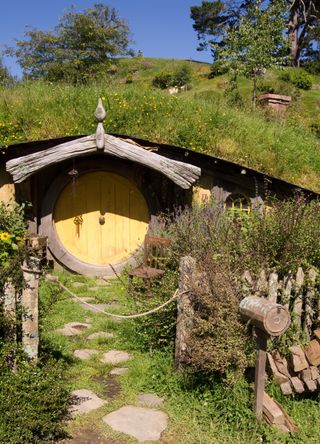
(40, 271), (320, 444)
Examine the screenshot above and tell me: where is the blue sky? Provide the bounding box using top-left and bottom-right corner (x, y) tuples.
(1, 0), (212, 77)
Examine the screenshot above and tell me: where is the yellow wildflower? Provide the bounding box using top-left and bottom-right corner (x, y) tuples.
(0, 232), (10, 241)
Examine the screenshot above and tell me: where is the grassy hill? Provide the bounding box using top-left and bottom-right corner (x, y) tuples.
(1, 57), (320, 192)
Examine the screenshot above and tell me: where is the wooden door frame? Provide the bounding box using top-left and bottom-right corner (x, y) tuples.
(40, 160), (156, 276)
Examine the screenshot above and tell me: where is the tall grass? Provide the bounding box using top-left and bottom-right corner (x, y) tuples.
(1, 80), (320, 191)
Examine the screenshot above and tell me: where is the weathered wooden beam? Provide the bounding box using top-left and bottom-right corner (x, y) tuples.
(175, 256), (196, 370)
(21, 256), (42, 361)
(6, 134), (201, 189)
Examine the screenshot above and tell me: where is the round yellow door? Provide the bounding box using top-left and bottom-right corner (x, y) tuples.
(54, 172), (149, 265)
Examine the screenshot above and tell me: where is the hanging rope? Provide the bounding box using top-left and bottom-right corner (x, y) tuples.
(44, 273), (188, 319)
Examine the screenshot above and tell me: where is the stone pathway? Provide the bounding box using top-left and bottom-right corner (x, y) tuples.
(59, 277), (169, 443)
(87, 332), (114, 340)
(110, 367), (128, 376)
(57, 322), (91, 336)
(70, 389), (107, 415)
(74, 349), (99, 360)
(101, 350), (132, 365)
(103, 406), (168, 443)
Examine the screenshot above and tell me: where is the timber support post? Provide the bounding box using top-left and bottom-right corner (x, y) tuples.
(3, 279), (17, 370)
(240, 296), (291, 420)
(175, 256), (196, 370)
(21, 235), (47, 361)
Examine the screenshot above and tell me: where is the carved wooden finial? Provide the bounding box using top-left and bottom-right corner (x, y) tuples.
(95, 97), (106, 150)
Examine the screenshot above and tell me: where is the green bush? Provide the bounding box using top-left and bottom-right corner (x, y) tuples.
(0, 202), (27, 290)
(152, 66), (192, 90)
(305, 60), (320, 75)
(291, 70), (313, 90)
(0, 354), (69, 444)
(145, 195), (320, 374)
(172, 65), (192, 87)
(278, 68), (312, 90)
(152, 72), (173, 89)
(209, 61), (229, 78)
(257, 78), (297, 97)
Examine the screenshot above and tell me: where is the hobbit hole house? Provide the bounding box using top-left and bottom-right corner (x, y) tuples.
(0, 98), (314, 276)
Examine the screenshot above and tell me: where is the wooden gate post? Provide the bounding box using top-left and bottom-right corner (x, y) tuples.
(175, 256), (196, 369)
(240, 296), (291, 420)
(21, 235), (47, 361)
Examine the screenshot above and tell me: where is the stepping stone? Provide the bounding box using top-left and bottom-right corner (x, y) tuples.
(105, 303), (123, 310)
(101, 350), (132, 365)
(96, 278), (109, 286)
(77, 296), (95, 303)
(87, 331), (114, 340)
(138, 393), (164, 407)
(72, 282), (86, 288)
(80, 303), (110, 313)
(110, 367), (129, 376)
(88, 286), (99, 292)
(70, 389), (106, 415)
(103, 405), (168, 442)
(74, 349), (99, 360)
(56, 322), (91, 336)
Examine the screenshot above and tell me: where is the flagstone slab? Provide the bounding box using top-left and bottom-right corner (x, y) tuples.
(87, 331), (115, 340)
(110, 367), (129, 376)
(70, 389), (107, 415)
(77, 297), (95, 303)
(137, 393), (164, 407)
(80, 303), (110, 313)
(102, 405), (168, 442)
(56, 322), (91, 336)
(101, 350), (132, 365)
(72, 282), (86, 288)
(96, 278), (110, 286)
(74, 349), (100, 360)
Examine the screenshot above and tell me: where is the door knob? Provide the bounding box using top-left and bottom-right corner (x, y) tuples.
(99, 215), (105, 225)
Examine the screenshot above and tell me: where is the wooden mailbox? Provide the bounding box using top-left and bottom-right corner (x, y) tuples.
(240, 296), (291, 337)
(240, 296), (291, 420)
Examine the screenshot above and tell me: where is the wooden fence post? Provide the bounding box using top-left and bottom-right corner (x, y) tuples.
(175, 256), (196, 370)
(240, 296), (290, 420)
(21, 235), (47, 361)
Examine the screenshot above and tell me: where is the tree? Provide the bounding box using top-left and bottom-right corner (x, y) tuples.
(190, 0), (320, 67)
(7, 3), (133, 82)
(288, 0), (320, 66)
(214, 1), (288, 107)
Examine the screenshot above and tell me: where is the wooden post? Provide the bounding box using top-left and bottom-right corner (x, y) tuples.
(254, 329), (268, 420)
(21, 256), (42, 361)
(21, 235), (46, 361)
(175, 256), (196, 369)
(240, 296), (291, 421)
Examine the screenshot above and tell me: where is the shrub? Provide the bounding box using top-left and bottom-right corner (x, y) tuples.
(278, 68), (312, 90)
(290, 70), (313, 90)
(209, 61), (229, 78)
(172, 65), (192, 87)
(141, 195), (320, 374)
(257, 78), (297, 97)
(152, 72), (173, 89)
(0, 202), (27, 290)
(0, 353), (69, 444)
(305, 60), (320, 75)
